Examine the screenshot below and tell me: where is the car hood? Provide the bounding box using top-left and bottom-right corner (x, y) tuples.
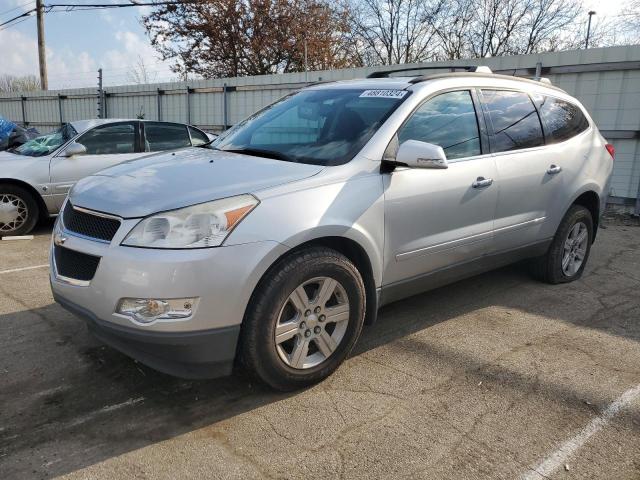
(69, 148), (324, 218)
(0, 150), (43, 170)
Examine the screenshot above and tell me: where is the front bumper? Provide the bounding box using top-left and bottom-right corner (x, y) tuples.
(50, 217), (289, 378)
(55, 292), (240, 379)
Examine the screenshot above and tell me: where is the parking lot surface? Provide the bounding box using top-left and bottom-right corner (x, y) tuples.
(1, 220), (639, 479)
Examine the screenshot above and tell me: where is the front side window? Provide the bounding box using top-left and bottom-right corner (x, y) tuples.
(145, 122), (192, 152)
(77, 122), (136, 155)
(537, 96), (589, 143)
(12, 124), (77, 157)
(397, 90), (481, 160)
(482, 90), (544, 153)
(215, 88), (408, 166)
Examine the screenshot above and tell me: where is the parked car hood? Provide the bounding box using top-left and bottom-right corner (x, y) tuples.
(69, 148), (324, 218)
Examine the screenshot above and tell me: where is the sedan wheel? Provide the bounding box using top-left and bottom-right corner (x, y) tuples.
(0, 185), (38, 237)
(0, 194), (28, 234)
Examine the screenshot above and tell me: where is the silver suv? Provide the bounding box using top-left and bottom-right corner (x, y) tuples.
(50, 68), (614, 390)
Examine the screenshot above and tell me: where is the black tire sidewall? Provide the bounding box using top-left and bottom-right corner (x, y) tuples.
(242, 248), (365, 390)
(548, 205), (593, 283)
(0, 184), (39, 237)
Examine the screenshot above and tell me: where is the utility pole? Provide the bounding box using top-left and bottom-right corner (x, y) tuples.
(97, 68), (103, 119)
(585, 11), (596, 49)
(36, 0), (48, 90)
(304, 39), (308, 82)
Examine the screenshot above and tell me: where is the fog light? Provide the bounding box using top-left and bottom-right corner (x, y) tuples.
(117, 297), (197, 324)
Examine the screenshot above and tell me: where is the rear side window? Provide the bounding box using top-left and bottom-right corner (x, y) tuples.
(537, 96), (589, 143)
(144, 122), (191, 152)
(77, 122), (136, 155)
(189, 126), (210, 146)
(398, 90), (481, 160)
(481, 90), (544, 153)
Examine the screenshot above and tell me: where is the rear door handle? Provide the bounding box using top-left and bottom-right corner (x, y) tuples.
(472, 177), (493, 188)
(547, 165), (562, 175)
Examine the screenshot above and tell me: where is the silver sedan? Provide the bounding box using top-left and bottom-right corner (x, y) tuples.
(0, 119), (212, 236)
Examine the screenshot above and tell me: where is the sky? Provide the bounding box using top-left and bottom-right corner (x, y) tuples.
(0, 0), (631, 91)
(0, 0), (176, 89)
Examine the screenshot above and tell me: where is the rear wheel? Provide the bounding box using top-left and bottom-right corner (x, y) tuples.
(530, 205), (593, 284)
(0, 184), (39, 237)
(240, 247), (366, 391)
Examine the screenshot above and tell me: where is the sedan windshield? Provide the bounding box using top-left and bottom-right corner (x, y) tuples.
(12, 123), (77, 157)
(215, 88), (409, 166)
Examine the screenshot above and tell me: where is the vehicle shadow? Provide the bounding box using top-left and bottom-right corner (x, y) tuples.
(1, 229), (639, 479)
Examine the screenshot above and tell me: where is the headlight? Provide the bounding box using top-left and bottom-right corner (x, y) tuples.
(122, 194), (258, 249)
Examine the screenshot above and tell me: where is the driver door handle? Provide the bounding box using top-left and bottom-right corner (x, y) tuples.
(547, 164), (562, 175)
(472, 176), (493, 188)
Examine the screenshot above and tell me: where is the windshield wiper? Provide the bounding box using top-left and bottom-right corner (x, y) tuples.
(220, 147), (296, 163)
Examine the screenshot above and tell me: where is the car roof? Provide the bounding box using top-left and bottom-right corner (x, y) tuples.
(307, 72), (566, 96)
(69, 118), (199, 134)
(69, 118), (136, 134)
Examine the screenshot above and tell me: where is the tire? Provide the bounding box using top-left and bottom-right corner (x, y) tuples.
(530, 205), (593, 284)
(0, 184), (39, 237)
(240, 247), (366, 391)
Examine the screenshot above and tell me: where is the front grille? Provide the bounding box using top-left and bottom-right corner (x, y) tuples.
(54, 245), (101, 282)
(62, 202), (120, 242)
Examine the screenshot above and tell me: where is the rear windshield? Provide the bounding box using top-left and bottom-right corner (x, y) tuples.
(215, 88), (409, 166)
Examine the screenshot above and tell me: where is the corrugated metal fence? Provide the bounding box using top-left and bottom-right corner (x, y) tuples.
(1, 45), (639, 207)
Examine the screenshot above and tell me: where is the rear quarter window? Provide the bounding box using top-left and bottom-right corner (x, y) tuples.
(537, 96), (589, 143)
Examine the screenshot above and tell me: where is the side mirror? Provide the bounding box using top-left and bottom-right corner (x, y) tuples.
(63, 142), (87, 157)
(395, 140), (448, 169)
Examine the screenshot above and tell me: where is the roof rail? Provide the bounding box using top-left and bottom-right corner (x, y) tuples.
(367, 65), (492, 79)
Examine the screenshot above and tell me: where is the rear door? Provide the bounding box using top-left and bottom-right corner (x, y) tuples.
(383, 89), (498, 287)
(480, 89), (564, 251)
(142, 122), (192, 152)
(49, 121), (144, 207)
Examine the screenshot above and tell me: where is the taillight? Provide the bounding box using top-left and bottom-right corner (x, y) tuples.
(605, 143), (615, 159)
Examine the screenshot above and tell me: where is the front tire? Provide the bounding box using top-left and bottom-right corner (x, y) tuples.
(240, 247), (366, 391)
(531, 205), (593, 284)
(0, 184), (39, 237)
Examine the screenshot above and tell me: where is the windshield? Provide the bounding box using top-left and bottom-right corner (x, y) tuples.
(12, 123), (77, 157)
(215, 88), (409, 166)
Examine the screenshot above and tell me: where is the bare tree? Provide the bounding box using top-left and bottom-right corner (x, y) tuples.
(346, 0), (444, 65)
(126, 55), (158, 84)
(0, 75), (40, 93)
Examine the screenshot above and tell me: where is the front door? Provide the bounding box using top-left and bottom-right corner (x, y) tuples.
(383, 90), (498, 288)
(49, 121), (144, 209)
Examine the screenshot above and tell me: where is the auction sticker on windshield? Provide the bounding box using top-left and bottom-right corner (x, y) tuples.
(359, 90), (408, 99)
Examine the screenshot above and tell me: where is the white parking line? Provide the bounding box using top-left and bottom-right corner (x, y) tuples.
(520, 383), (640, 480)
(0, 264), (49, 275)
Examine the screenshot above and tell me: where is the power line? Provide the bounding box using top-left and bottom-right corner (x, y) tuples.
(0, 0), (35, 19)
(0, 15), (34, 31)
(0, 7), (36, 28)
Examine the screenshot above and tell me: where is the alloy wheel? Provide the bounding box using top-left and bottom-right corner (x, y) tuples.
(274, 276), (350, 369)
(562, 221), (588, 277)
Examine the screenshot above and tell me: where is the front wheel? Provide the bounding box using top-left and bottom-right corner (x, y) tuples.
(240, 247), (366, 391)
(530, 205), (593, 284)
(0, 184), (39, 237)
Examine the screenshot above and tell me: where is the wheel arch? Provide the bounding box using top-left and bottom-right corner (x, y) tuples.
(570, 190), (600, 240)
(248, 235), (379, 326)
(0, 178), (47, 223)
